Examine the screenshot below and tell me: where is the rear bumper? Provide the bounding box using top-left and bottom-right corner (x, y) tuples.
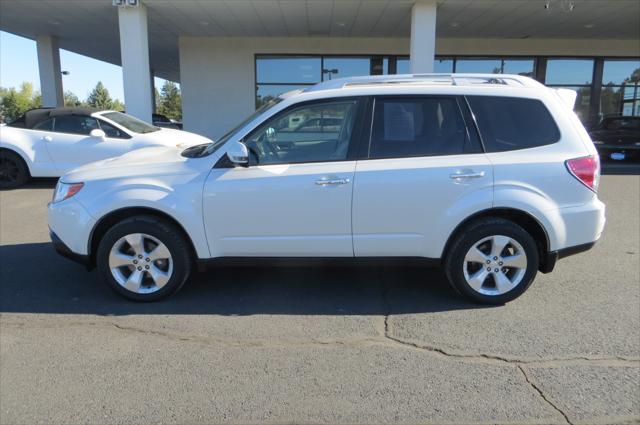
(540, 241), (596, 273)
(540, 197), (605, 273)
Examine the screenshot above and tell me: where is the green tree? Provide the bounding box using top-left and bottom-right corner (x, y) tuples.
(157, 81), (182, 120)
(112, 99), (125, 112)
(86, 81), (113, 110)
(0, 82), (41, 121)
(64, 90), (80, 107)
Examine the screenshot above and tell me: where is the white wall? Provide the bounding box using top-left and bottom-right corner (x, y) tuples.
(179, 36), (640, 139)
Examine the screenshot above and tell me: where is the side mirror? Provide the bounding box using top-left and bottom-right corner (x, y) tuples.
(227, 141), (249, 167)
(90, 129), (106, 139)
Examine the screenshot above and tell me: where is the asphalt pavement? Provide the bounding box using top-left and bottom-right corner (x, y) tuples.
(1, 164), (639, 424)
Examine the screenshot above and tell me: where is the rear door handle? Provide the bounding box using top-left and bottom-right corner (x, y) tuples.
(315, 178), (350, 186)
(42, 136), (52, 142)
(450, 171), (485, 180)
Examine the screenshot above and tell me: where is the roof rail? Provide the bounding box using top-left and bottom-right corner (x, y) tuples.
(305, 73), (544, 92)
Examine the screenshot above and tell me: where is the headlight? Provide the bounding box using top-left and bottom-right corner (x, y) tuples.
(52, 182), (84, 203)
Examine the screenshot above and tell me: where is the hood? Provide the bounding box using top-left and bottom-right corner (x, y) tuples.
(135, 127), (212, 149)
(62, 145), (216, 183)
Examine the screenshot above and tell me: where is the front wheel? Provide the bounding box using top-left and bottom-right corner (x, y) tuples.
(96, 216), (192, 301)
(0, 150), (29, 189)
(444, 218), (539, 304)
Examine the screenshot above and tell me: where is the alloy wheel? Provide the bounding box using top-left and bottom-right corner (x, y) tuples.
(462, 235), (528, 296)
(108, 233), (173, 294)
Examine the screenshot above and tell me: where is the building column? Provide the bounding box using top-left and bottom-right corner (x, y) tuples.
(150, 69), (156, 113)
(36, 36), (64, 107)
(410, 0), (437, 74)
(117, 2), (153, 122)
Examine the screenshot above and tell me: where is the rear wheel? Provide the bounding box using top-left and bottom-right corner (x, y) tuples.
(0, 150), (29, 189)
(96, 216), (192, 301)
(445, 218), (539, 304)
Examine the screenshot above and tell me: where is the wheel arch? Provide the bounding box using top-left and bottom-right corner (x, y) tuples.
(0, 146), (33, 176)
(88, 207), (198, 268)
(441, 207), (552, 272)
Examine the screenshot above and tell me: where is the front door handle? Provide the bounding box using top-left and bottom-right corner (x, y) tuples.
(42, 136), (52, 142)
(315, 178), (350, 186)
(450, 171), (485, 180)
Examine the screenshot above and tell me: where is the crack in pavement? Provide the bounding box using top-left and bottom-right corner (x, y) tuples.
(518, 365), (572, 425)
(376, 281), (632, 425)
(2, 319), (639, 366)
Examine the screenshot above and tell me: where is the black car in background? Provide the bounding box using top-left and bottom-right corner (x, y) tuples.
(589, 116), (640, 162)
(153, 113), (182, 130)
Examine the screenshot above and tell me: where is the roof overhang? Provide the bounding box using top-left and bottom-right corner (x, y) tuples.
(1, 0), (639, 83)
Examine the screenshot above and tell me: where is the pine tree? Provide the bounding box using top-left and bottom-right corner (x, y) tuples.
(157, 81), (182, 120)
(86, 81), (113, 110)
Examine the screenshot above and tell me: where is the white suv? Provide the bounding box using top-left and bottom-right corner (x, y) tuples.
(48, 74), (606, 304)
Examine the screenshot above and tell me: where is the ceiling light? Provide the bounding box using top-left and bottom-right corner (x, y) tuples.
(584, 23), (595, 29)
(200, 21), (210, 26)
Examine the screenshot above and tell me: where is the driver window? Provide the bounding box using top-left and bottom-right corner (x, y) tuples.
(244, 100), (358, 165)
(53, 115), (99, 135)
(98, 120), (129, 139)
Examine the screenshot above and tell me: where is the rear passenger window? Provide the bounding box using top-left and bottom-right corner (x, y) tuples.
(53, 115), (100, 135)
(467, 96), (560, 152)
(369, 97), (469, 159)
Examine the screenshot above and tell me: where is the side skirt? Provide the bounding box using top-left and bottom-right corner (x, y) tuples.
(196, 257), (442, 271)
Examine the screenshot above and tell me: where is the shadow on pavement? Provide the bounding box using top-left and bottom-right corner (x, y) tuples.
(0, 242), (489, 316)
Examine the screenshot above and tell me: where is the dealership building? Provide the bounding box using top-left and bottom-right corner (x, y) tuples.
(1, 0), (639, 139)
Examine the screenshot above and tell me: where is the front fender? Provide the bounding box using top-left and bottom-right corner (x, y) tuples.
(77, 174), (210, 258)
(0, 126), (56, 176)
(0, 140), (34, 174)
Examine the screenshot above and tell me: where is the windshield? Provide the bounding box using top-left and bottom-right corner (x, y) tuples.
(200, 97), (283, 156)
(102, 112), (160, 134)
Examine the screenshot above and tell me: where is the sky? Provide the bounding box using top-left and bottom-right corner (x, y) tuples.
(0, 31), (169, 102)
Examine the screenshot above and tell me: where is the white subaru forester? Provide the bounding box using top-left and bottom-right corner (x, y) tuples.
(48, 74), (606, 304)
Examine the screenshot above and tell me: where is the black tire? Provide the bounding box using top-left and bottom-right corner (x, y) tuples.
(444, 217), (539, 305)
(0, 150), (29, 189)
(96, 215), (192, 301)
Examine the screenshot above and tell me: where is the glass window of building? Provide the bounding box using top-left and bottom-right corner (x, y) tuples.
(601, 59), (640, 117)
(545, 59), (595, 122)
(256, 57), (321, 84)
(256, 56), (321, 108)
(456, 59), (502, 73)
(545, 59), (594, 85)
(322, 57), (371, 81)
(456, 58), (534, 76)
(396, 58), (453, 74)
(502, 59), (535, 77)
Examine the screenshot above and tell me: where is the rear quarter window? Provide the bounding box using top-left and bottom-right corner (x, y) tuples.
(467, 96), (560, 152)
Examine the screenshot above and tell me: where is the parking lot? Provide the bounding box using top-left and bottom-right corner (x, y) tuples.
(0, 165), (639, 425)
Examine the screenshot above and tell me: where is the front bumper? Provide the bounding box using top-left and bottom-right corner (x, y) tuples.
(48, 198), (96, 265)
(50, 230), (92, 268)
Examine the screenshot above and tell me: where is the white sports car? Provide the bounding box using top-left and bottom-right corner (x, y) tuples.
(0, 107), (211, 188)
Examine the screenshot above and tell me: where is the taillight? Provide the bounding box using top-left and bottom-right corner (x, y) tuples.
(565, 155), (600, 192)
